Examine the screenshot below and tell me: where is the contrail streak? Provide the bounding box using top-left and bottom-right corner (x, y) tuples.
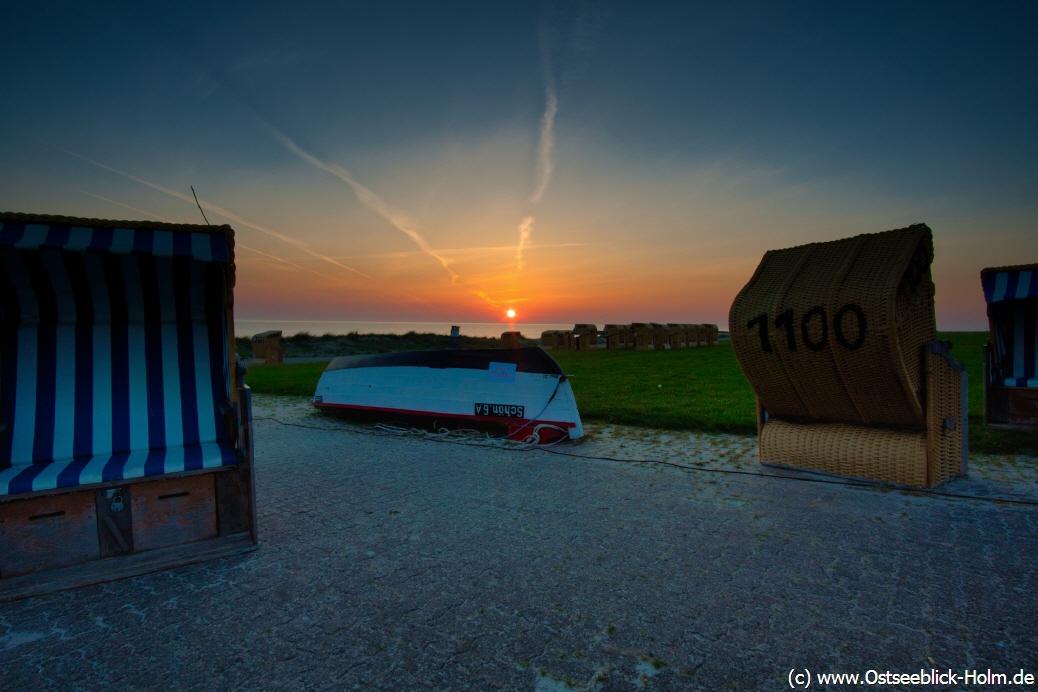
(235, 242), (346, 282)
(530, 21), (558, 206)
(517, 22), (559, 272)
(258, 122), (460, 282)
(63, 149), (379, 281)
(515, 216), (534, 271)
(530, 88), (557, 205)
(80, 187), (364, 284)
(474, 290), (505, 307)
(79, 191), (176, 223)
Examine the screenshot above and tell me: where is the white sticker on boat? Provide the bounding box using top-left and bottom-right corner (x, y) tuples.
(475, 403), (525, 418)
(488, 362), (517, 383)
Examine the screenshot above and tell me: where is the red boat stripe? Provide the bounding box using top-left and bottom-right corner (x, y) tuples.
(311, 401), (576, 428)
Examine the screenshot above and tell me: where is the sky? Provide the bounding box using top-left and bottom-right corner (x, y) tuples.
(1, 1), (1036, 330)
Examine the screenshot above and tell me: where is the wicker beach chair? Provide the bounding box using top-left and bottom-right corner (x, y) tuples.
(630, 323), (652, 350)
(0, 213), (257, 601)
(680, 324), (695, 347)
(651, 323), (669, 350)
(666, 324), (686, 349)
(251, 330), (283, 365)
(690, 324), (705, 347)
(500, 331), (522, 349)
(729, 223), (967, 487)
(619, 324), (633, 348)
(981, 264), (1038, 431)
(573, 324), (597, 351)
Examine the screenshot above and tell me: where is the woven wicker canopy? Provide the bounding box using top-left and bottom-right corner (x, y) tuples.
(730, 224), (936, 428)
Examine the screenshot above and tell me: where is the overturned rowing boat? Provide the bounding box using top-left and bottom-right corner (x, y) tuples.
(312, 347), (583, 443)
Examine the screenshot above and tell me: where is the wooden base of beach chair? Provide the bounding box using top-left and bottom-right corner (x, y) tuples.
(0, 466), (256, 602)
(0, 532), (255, 604)
(984, 385), (1038, 431)
(757, 342), (968, 488)
(761, 419), (929, 486)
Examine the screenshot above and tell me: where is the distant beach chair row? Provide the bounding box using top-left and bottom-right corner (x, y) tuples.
(539, 323), (720, 351)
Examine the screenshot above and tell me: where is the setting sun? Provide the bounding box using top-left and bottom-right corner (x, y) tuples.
(506, 309), (516, 319)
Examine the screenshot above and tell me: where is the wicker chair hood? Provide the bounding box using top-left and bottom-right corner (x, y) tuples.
(730, 224), (936, 428)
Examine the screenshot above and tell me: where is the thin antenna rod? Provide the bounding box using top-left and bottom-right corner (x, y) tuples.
(190, 185), (211, 225)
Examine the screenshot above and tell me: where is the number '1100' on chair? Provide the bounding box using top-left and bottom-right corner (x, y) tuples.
(729, 223), (967, 488)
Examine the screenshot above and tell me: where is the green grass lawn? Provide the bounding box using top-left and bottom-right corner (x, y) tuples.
(245, 361), (328, 397)
(549, 344), (758, 434)
(243, 332), (1038, 455)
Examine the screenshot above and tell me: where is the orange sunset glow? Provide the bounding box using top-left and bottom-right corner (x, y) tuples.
(2, 4), (1034, 333)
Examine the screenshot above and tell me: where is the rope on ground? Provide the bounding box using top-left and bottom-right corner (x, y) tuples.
(369, 422), (568, 449)
(251, 415), (1038, 508)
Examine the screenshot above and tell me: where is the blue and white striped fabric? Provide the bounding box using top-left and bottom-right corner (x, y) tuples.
(983, 268), (1037, 304)
(0, 222), (230, 263)
(0, 244), (237, 496)
(989, 295), (1038, 387)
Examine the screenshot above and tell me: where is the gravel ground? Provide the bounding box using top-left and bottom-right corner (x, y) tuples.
(1, 395), (1036, 691)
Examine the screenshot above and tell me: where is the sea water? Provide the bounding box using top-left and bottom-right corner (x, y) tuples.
(235, 320), (574, 339)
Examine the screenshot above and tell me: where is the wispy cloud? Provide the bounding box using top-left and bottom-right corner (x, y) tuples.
(530, 89), (557, 205)
(161, 67), (458, 282)
(80, 186), (357, 284)
(79, 191), (176, 223)
(515, 216), (534, 270)
(234, 243), (349, 282)
(274, 242), (587, 262)
(474, 290), (505, 307)
(61, 148), (379, 282)
(515, 17), (564, 274)
(256, 120), (460, 282)
(530, 23), (558, 206)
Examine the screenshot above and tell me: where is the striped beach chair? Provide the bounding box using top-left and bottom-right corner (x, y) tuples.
(0, 212), (256, 601)
(982, 264), (1038, 430)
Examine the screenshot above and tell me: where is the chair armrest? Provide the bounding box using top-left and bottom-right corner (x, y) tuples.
(924, 341), (968, 484)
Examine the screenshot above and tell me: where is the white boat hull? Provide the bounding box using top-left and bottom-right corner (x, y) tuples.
(312, 348), (583, 441)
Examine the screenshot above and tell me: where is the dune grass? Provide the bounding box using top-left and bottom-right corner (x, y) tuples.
(243, 331), (1038, 455)
(236, 330), (536, 360)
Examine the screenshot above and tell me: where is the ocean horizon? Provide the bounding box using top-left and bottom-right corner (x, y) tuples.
(235, 320), (575, 339)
